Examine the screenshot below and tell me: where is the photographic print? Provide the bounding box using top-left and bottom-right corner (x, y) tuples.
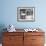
(17, 7), (35, 22)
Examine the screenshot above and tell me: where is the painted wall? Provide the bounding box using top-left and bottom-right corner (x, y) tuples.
(0, 0), (46, 29)
(0, 0), (46, 43)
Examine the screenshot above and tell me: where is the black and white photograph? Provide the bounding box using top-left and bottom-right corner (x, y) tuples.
(17, 7), (35, 21)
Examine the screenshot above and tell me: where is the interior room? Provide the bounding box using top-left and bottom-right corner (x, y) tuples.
(0, 0), (46, 46)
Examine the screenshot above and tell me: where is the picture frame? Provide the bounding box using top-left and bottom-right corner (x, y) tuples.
(17, 7), (35, 22)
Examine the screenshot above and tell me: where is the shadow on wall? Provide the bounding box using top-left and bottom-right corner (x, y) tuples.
(0, 24), (7, 43)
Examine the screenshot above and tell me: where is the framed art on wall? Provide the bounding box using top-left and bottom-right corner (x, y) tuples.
(17, 7), (35, 22)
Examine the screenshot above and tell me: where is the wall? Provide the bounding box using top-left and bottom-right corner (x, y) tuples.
(0, 0), (46, 29)
(0, 0), (46, 43)
(0, 0), (46, 28)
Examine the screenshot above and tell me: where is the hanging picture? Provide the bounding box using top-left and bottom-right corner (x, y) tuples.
(17, 7), (35, 22)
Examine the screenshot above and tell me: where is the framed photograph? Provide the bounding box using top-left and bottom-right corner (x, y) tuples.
(17, 7), (35, 22)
